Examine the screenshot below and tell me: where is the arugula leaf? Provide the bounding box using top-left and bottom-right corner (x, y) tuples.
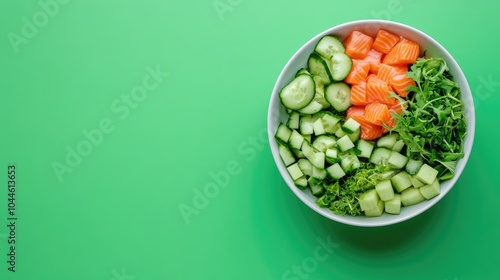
(391, 57), (467, 180)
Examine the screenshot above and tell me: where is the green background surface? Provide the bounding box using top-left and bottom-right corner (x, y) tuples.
(0, 0), (499, 279)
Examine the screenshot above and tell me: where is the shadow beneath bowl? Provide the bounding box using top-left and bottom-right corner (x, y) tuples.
(322, 196), (451, 256)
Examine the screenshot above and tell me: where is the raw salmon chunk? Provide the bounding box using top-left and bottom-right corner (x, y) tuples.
(346, 106), (366, 118)
(372, 30), (400, 54)
(383, 39), (420, 65)
(344, 59), (370, 85)
(364, 102), (391, 125)
(363, 48), (383, 74)
(344, 31), (374, 59)
(366, 79), (396, 105)
(350, 83), (369, 106)
(390, 73), (416, 98)
(351, 114), (386, 140)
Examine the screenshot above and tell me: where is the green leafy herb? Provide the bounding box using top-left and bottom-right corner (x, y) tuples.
(390, 57), (467, 180)
(317, 163), (390, 216)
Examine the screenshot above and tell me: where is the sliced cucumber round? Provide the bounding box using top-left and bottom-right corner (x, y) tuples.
(312, 75), (330, 109)
(308, 53), (333, 83)
(295, 68), (311, 77)
(325, 82), (352, 112)
(299, 100), (323, 114)
(330, 52), (353, 81)
(314, 36), (346, 59)
(279, 74), (315, 110)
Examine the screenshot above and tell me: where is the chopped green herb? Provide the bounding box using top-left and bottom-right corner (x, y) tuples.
(390, 57), (467, 180)
(317, 162), (390, 216)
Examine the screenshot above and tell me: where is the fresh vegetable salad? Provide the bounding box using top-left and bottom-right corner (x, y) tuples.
(274, 29), (466, 217)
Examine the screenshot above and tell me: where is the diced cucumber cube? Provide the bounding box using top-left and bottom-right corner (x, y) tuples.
(310, 184), (324, 197)
(369, 147), (392, 165)
(401, 187), (425, 206)
(357, 139), (374, 158)
(325, 148), (338, 159)
(278, 144), (296, 167)
(275, 123), (292, 143)
(303, 149), (324, 169)
(275, 138), (287, 147)
(322, 113), (341, 133)
(300, 115), (314, 135)
(419, 178), (440, 200)
(359, 189), (379, 211)
(312, 166), (327, 179)
(379, 170), (396, 180)
(313, 118), (326, 136)
(415, 164), (439, 185)
(375, 180), (395, 201)
(391, 139), (405, 152)
(288, 130), (304, 150)
(351, 156), (361, 171)
(326, 163), (346, 180)
(292, 148), (306, 159)
(297, 159), (313, 176)
(287, 163), (304, 180)
(287, 112), (300, 130)
(294, 176), (308, 190)
(377, 133), (399, 149)
(340, 154), (355, 172)
(405, 157), (424, 175)
(301, 141), (314, 158)
(388, 151), (409, 169)
(385, 194), (401, 215)
(325, 123), (341, 135)
(335, 126), (347, 138)
(325, 123), (341, 134)
(308, 177), (322, 187)
(312, 152), (325, 169)
(303, 134), (311, 143)
(341, 118), (361, 134)
(325, 148), (341, 164)
(391, 171), (412, 193)
(337, 135), (355, 152)
(325, 157), (341, 165)
(312, 111), (327, 121)
(347, 128), (361, 143)
(312, 135), (337, 152)
(365, 199), (384, 217)
(308, 178), (324, 197)
(410, 175), (425, 188)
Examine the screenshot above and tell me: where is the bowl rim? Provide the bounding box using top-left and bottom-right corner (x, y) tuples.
(267, 19), (475, 227)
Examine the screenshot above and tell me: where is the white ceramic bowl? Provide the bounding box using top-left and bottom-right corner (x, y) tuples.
(267, 20), (475, 227)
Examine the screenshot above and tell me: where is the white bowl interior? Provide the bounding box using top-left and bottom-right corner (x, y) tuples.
(268, 20), (475, 227)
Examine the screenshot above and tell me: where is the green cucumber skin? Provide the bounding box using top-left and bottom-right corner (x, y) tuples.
(325, 82), (352, 112)
(308, 53), (334, 83)
(279, 74), (316, 110)
(330, 52), (353, 81)
(314, 35), (346, 59)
